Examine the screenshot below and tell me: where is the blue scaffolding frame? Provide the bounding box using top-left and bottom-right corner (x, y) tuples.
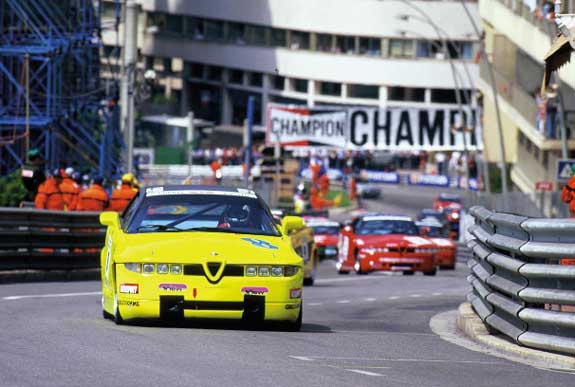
(0, 0), (122, 179)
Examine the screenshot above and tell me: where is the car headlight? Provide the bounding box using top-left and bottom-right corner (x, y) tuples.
(284, 266), (300, 277)
(452, 213), (460, 220)
(170, 264), (182, 275)
(246, 266), (257, 277)
(157, 264), (169, 274)
(258, 267), (271, 277)
(271, 266), (283, 277)
(143, 263), (155, 274)
(124, 263), (141, 273)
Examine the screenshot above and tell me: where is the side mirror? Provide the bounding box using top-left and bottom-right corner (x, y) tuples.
(282, 216), (305, 235)
(420, 226), (430, 236)
(100, 211), (120, 229)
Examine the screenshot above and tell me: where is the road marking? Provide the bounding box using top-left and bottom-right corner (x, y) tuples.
(409, 294), (421, 298)
(289, 356), (314, 362)
(315, 276), (388, 284)
(388, 296), (400, 300)
(364, 297), (376, 302)
(432, 292), (443, 296)
(2, 291), (101, 301)
(306, 302), (323, 306)
(336, 300), (350, 304)
(345, 369), (382, 377)
(306, 355), (499, 365)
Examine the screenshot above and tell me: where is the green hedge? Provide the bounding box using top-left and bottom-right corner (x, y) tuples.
(0, 173), (27, 207)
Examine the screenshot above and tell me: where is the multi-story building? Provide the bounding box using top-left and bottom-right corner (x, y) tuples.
(101, 0), (479, 129)
(479, 0), (575, 193)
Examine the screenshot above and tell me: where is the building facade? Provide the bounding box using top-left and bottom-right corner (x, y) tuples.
(101, 0), (480, 129)
(479, 0), (575, 193)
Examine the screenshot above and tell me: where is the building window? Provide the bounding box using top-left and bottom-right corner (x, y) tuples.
(246, 25), (268, 45)
(249, 72), (263, 87)
(542, 150), (549, 168)
(271, 28), (287, 47)
(359, 37), (381, 56)
(320, 81), (342, 96)
(293, 78), (308, 93)
(448, 41), (474, 59)
(431, 88), (458, 104)
(185, 17), (204, 39)
(228, 22), (246, 44)
(348, 84), (379, 99)
(336, 36), (356, 54)
(166, 14), (183, 34)
(207, 66), (222, 81)
(416, 40), (444, 58)
(271, 75), (285, 90)
(388, 87), (425, 102)
(205, 19), (224, 41)
(317, 34), (333, 52)
(190, 63), (204, 78)
(389, 39), (415, 58)
(229, 69), (244, 84)
(290, 31), (310, 50)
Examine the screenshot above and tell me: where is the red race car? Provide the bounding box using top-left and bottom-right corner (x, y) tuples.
(416, 220), (457, 270)
(337, 214), (438, 276)
(307, 220), (340, 260)
(433, 193), (462, 211)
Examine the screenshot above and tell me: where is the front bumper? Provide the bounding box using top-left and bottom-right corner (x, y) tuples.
(358, 253), (435, 272)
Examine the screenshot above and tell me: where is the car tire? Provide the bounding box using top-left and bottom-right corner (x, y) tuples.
(113, 291), (124, 325)
(402, 270), (415, 276)
(338, 270), (350, 275)
(354, 251), (368, 275)
(424, 267), (438, 276)
(285, 306), (303, 332)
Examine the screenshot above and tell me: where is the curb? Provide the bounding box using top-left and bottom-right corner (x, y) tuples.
(457, 302), (575, 371)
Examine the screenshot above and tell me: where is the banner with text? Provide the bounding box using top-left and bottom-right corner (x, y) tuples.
(267, 104), (482, 151)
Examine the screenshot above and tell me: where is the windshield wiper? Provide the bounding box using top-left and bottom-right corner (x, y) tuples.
(136, 224), (187, 232)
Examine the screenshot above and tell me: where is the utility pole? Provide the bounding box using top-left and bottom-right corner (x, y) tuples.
(24, 53), (30, 162)
(187, 111), (195, 180)
(121, 0), (139, 174)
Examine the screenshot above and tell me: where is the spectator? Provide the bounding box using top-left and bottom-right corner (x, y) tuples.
(107, 173), (138, 213)
(77, 176), (109, 211)
(434, 152), (447, 175)
(546, 83), (559, 139)
(35, 169), (65, 210)
(21, 149), (46, 202)
(536, 91), (547, 134)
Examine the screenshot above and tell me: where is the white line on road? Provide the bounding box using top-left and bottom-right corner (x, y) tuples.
(306, 302), (323, 306)
(345, 369), (382, 377)
(305, 355), (499, 365)
(289, 356), (315, 361)
(409, 294), (422, 298)
(432, 292), (443, 296)
(388, 296), (400, 300)
(315, 276), (389, 284)
(2, 291), (101, 301)
(336, 300), (350, 304)
(364, 297), (376, 302)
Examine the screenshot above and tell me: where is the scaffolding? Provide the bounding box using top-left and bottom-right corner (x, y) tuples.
(0, 0), (122, 179)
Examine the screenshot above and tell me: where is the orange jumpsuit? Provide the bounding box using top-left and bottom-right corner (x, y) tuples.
(77, 184), (109, 212)
(59, 177), (80, 211)
(35, 177), (65, 210)
(107, 183), (137, 212)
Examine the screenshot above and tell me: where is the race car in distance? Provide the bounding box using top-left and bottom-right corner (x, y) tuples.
(356, 183), (382, 199)
(337, 214), (438, 276)
(442, 206), (461, 240)
(306, 219), (340, 260)
(416, 220), (456, 270)
(433, 193), (462, 211)
(416, 209), (449, 231)
(99, 185), (304, 330)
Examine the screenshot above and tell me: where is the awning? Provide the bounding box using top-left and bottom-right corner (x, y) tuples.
(541, 34), (573, 94)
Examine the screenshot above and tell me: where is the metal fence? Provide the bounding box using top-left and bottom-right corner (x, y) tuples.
(0, 208), (105, 270)
(466, 206), (575, 355)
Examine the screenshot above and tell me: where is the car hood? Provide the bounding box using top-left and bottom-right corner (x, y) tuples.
(354, 234), (433, 248)
(111, 231), (300, 264)
(430, 238), (456, 248)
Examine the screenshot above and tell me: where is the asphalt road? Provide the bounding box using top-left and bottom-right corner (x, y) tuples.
(1, 186), (572, 386)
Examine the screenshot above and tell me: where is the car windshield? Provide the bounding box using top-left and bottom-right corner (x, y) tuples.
(311, 226), (340, 235)
(439, 196), (461, 203)
(355, 220), (419, 236)
(418, 226), (445, 238)
(127, 193), (280, 236)
(420, 212), (443, 221)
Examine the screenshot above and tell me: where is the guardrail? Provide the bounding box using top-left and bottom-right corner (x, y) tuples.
(466, 206), (575, 355)
(0, 208), (105, 271)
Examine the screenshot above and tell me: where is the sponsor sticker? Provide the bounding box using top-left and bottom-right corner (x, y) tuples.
(241, 286), (269, 295)
(118, 300), (140, 307)
(159, 283), (187, 292)
(404, 236), (431, 246)
(241, 237), (278, 250)
(119, 283), (139, 294)
(146, 186), (257, 198)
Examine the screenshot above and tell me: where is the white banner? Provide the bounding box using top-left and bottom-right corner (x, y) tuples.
(266, 104), (483, 151)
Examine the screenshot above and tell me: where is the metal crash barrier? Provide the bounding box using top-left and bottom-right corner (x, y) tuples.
(0, 208), (105, 270)
(467, 206), (575, 355)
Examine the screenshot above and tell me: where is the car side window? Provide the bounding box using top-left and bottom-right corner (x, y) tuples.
(122, 192), (140, 230)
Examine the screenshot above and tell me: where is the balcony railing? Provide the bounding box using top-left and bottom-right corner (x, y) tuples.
(497, 0), (557, 35)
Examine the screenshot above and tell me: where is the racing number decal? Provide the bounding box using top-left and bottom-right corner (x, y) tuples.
(104, 235), (113, 288)
(241, 237), (279, 250)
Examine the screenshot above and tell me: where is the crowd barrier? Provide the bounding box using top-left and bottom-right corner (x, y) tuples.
(467, 206), (575, 355)
(0, 208), (105, 271)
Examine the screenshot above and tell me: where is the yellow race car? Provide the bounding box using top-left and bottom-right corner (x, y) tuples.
(99, 185), (304, 330)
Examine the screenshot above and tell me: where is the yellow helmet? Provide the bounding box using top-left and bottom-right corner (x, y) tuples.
(121, 173), (135, 184)
(132, 177), (140, 190)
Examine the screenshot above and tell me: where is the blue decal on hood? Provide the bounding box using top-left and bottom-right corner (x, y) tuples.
(241, 237), (278, 250)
